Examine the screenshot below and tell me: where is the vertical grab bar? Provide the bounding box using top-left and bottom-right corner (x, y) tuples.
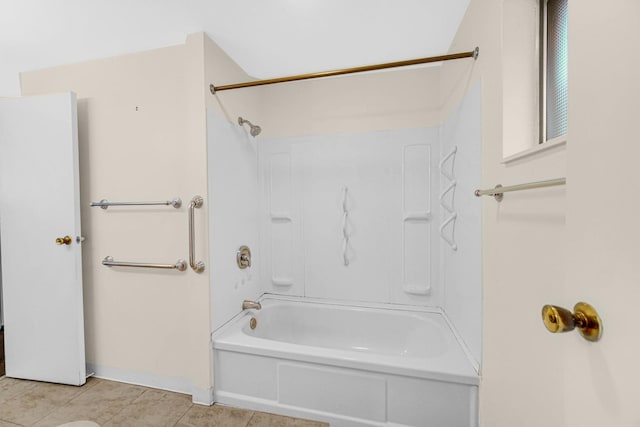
(189, 196), (205, 273)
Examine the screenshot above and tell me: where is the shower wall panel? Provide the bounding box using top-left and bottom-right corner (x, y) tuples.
(259, 140), (305, 296)
(298, 135), (395, 303)
(440, 82), (482, 365)
(402, 144), (432, 297)
(259, 128), (440, 306)
(208, 112), (261, 332)
(267, 152), (296, 289)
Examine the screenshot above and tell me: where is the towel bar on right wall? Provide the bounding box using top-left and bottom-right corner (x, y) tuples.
(474, 178), (566, 202)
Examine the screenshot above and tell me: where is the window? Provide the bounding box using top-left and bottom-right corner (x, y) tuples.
(541, 0), (568, 143)
(501, 0), (568, 160)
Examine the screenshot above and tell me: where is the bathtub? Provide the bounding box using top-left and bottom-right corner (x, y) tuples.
(212, 296), (478, 427)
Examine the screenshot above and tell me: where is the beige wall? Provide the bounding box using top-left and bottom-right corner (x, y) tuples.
(205, 37), (262, 120)
(19, 31), (276, 401)
(254, 65), (442, 138)
(21, 33), (213, 400)
(441, 0), (567, 425)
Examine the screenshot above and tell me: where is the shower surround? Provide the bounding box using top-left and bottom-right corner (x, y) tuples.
(208, 83), (482, 426)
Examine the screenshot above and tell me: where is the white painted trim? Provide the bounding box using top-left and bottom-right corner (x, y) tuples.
(502, 137), (566, 164)
(86, 364), (213, 406)
(191, 386), (215, 406)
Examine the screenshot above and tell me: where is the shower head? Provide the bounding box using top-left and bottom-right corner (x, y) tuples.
(238, 116), (261, 137)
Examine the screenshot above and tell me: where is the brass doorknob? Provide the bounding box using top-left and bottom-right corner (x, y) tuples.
(55, 235), (72, 245)
(541, 302), (602, 342)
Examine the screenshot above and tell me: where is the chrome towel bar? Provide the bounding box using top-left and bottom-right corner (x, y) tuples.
(102, 256), (187, 271)
(90, 198), (182, 209)
(474, 178), (566, 202)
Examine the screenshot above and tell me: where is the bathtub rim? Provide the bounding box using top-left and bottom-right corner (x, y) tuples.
(214, 293), (458, 334)
(213, 294), (480, 371)
(212, 294), (479, 386)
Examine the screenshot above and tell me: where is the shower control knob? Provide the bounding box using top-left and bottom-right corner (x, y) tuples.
(237, 245), (252, 269)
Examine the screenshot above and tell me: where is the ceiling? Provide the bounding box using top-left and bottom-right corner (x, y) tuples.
(0, 0), (469, 96)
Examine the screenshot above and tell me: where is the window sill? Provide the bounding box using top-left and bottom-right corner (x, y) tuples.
(502, 137), (566, 164)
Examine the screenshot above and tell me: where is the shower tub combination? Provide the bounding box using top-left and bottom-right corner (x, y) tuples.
(213, 296), (478, 427)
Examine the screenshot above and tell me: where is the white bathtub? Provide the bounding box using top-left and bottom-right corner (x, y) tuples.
(213, 297), (478, 427)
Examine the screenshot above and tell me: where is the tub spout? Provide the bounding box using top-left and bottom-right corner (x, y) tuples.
(242, 300), (261, 310)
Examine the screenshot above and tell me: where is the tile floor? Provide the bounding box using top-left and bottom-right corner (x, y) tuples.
(0, 376), (328, 427)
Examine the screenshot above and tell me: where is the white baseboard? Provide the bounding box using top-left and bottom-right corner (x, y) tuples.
(191, 385), (215, 406)
(87, 363), (213, 406)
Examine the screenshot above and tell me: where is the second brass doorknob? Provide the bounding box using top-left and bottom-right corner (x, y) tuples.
(541, 302), (602, 342)
(55, 235), (72, 245)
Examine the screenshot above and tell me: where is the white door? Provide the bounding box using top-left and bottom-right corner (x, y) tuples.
(561, 3), (640, 425)
(0, 92), (86, 386)
(483, 3), (640, 426)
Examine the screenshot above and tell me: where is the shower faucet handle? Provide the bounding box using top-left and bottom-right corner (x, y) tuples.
(237, 245), (251, 269)
(240, 253), (251, 267)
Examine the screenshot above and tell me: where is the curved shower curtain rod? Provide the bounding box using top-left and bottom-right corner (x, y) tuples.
(210, 47), (479, 94)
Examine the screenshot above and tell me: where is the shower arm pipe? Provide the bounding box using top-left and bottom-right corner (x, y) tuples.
(188, 196), (205, 273)
(210, 47), (479, 93)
